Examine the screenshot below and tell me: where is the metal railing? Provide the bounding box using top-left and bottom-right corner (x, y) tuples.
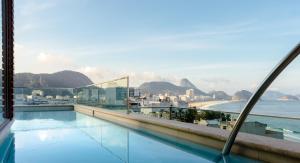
(222, 43), (300, 155)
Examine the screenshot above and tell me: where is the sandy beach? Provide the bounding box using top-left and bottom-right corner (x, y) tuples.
(189, 100), (232, 109)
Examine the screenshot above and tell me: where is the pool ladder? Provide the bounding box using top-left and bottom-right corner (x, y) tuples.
(221, 43), (300, 156)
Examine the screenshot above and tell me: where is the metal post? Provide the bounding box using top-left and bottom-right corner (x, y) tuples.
(2, 0), (14, 120)
(127, 76), (130, 114)
(169, 105), (172, 120)
(222, 43), (300, 155)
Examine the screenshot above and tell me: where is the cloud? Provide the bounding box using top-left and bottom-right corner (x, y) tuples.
(146, 20), (259, 42)
(122, 71), (177, 86)
(77, 66), (178, 86)
(18, 0), (57, 16)
(76, 39), (215, 57)
(17, 23), (41, 34)
(15, 43), (77, 73)
(73, 21), (261, 56)
(77, 66), (113, 83)
(37, 52), (73, 65)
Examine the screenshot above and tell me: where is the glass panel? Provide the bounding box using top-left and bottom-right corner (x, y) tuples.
(75, 77), (129, 112)
(239, 58), (300, 144)
(14, 88), (74, 105)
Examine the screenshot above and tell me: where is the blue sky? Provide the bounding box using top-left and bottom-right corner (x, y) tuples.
(14, 0), (300, 94)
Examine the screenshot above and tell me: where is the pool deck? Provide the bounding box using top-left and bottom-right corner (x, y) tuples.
(74, 104), (300, 163)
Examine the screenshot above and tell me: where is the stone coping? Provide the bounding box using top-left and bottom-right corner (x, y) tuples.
(75, 104), (300, 162)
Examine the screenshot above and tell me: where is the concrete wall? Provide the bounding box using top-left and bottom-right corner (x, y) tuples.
(74, 104), (300, 163)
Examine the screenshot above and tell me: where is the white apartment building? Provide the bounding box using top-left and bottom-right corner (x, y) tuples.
(186, 89), (194, 98)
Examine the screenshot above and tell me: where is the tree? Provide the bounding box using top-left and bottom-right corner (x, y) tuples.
(185, 109), (197, 123)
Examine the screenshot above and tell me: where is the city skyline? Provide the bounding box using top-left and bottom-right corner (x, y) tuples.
(13, 0), (300, 94)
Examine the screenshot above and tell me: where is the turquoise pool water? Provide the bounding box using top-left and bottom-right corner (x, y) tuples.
(0, 111), (258, 163)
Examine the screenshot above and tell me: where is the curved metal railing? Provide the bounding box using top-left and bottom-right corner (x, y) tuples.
(222, 43), (300, 155)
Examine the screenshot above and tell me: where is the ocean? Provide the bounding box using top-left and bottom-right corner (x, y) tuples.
(206, 100), (300, 142)
(207, 100), (300, 118)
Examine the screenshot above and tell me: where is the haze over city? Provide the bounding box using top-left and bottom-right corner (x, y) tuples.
(14, 0), (300, 94)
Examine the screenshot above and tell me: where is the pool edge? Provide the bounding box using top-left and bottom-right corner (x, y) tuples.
(74, 104), (300, 163)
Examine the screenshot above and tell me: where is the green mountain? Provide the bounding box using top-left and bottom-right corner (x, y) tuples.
(14, 70), (93, 88)
(139, 79), (207, 96)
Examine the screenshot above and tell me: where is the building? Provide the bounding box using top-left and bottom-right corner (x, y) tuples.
(32, 90), (44, 97)
(169, 96), (178, 102)
(197, 119), (219, 128)
(15, 94), (26, 105)
(186, 89), (194, 98)
(179, 95), (190, 102)
(221, 121), (284, 139)
(46, 95), (53, 100)
(129, 88), (141, 97)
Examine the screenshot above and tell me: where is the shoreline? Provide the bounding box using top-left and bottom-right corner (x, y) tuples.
(189, 100), (232, 108)
(199, 107), (300, 120)
(189, 100), (300, 120)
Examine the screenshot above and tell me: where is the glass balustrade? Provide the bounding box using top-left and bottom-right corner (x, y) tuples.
(14, 87), (75, 105)
(74, 77), (129, 113)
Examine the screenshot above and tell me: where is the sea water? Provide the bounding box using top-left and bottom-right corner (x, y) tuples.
(207, 100), (300, 142)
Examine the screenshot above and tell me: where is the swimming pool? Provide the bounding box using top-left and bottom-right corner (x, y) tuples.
(0, 111), (258, 163)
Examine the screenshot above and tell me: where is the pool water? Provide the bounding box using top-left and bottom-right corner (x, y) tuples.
(0, 111), (258, 163)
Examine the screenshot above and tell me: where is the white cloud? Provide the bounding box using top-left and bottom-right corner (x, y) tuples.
(72, 21), (261, 56)
(122, 71), (177, 86)
(37, 52), (73, 65)
(146, 21), (259, 43)
(18, 0), (57, 16)
(77, 66), (113, 83)
(77, 66), (178, 86)
(16, 23), (42, 34)
(14, 43), (77, 73)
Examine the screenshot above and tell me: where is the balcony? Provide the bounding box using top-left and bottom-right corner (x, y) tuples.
(0, 0), (300, 162)
(0, 76), (297, 162)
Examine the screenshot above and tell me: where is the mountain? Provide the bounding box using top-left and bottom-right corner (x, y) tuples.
(14, 70), (93, 88)
(261, 91), (286, 100)
(232, 90), (252, 101)
(179, 78), (198, 89)
(139, 80), (206, 96)
(208, 90), (232, 100)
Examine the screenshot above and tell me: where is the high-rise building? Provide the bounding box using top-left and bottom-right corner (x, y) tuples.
(186, 89), (194, 98)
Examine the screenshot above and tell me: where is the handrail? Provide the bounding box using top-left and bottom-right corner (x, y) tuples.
(222, 43), (300, 155)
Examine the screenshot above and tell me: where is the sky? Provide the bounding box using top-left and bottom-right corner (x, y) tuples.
(12, 0), (300, 94)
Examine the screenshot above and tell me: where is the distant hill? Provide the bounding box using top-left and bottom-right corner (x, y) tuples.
(179, 78), (198, 89)
(278, 95), (299, 101)
(208, 90), (232, 100)
(261, 91), (286, 100)
(139, 79), (207, 96)
(14, 70), (93, 88)
(232, 90), (252, 101)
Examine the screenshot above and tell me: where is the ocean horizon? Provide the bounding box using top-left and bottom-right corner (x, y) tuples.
(206, 100), (300, 142)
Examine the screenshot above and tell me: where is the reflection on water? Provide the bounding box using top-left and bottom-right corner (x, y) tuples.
(75, 113), (129, 162)
(3, 111), (257, 163)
